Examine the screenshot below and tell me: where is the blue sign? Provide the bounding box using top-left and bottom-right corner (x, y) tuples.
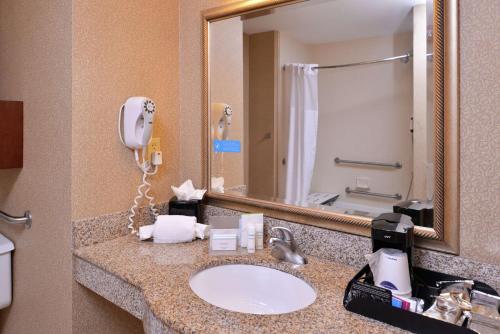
(213, 140), (241, 153)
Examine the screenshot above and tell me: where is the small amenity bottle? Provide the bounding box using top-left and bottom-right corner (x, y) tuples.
(247, 223), (256, 253)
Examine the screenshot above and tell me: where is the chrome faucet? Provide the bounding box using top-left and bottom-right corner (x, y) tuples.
(269, 227), (307, 265)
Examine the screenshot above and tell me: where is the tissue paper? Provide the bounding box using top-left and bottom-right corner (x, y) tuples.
(171, 180), (206, 201)
(211, 177), (224, 193)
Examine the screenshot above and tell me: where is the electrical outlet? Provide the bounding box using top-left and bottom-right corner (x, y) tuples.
(148, 137), (161, 157)
(356, 177), (370, 190)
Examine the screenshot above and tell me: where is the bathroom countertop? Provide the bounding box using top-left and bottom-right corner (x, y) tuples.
(73, 235), (409, 334)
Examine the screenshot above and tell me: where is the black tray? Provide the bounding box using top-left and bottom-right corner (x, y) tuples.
(343, 265), (498, 334)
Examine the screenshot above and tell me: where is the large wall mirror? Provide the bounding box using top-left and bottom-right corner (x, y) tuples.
(203, 0), (458, 253)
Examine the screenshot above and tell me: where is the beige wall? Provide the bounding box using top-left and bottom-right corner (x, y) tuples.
(179, 0), (236, 188)
(0, 0), (73, 333)
(459, 0), (500, 265)
(210, 17), (245, 189)
(180, 0), (500, 265)
(72, 0), (180, 220)
(310, 33), (413, 209)
(71, 0), (180, 332)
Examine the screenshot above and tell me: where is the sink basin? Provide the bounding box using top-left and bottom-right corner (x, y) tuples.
(189, 264), (316, 314)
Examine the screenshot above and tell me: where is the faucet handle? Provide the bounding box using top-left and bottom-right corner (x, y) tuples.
(271, 226), (294, 243)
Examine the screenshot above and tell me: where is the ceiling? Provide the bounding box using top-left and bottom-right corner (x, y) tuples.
(243, 0), (433, 45)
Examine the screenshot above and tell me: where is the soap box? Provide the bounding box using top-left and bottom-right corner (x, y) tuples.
(208, 216), (240, 255)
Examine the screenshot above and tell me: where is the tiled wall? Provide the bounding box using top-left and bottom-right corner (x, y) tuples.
(72, 203), (500, 292)
(202, 205), (500, 291)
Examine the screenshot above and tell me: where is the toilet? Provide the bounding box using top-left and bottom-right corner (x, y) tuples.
(0, 233), (14, 309)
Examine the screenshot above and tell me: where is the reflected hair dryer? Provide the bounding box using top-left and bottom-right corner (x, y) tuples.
(212, 103), (233, 141)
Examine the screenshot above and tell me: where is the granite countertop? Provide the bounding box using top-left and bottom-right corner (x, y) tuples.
(73, 235), (408, 334)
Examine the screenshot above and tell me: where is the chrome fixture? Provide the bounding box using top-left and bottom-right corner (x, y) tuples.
(312, 52), (433, 70)
(0, 210), (32, 229)
(345, 187), (402, 200)
(269, 227), (307, 265)
(335, 157), (402, 169)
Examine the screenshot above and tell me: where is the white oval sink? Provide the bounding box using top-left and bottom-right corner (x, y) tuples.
(189, 264), (316, 315)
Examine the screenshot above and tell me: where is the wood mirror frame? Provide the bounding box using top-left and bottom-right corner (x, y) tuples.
(202, 0), (459, 254)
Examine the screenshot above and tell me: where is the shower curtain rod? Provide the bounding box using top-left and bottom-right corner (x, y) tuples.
(312, 52), (433, 70)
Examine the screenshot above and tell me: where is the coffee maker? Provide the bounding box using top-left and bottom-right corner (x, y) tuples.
(371, 213), (415, 279)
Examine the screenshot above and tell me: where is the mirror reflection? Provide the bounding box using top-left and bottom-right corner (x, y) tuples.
(209, 0), (435, 227)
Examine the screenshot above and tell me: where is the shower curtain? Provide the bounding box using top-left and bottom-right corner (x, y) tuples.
(283, 64), (319, 205)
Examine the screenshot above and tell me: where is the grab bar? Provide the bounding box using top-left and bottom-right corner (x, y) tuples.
(335, 157), (402, 169)
(0, 210), (32, 229)
(345, 187), (402, 200)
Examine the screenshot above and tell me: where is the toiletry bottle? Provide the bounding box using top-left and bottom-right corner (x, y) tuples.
(239, 216), (248, 248)
(256, 219), (263, 250)
(247, 223), (255, 253)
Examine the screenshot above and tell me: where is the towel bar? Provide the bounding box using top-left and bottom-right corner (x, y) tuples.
(0, 210), (32, 229)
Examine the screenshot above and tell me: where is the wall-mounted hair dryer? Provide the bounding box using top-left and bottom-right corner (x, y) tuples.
(212, 103), (233, 141)
(118, 97), (162, 234)
(119, 97), (156, 149)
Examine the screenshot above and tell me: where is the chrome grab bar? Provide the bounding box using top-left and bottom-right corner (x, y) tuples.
(0, 210), (32, 229)
(345, 187), (402, 200)
(335, 157), (402, 169)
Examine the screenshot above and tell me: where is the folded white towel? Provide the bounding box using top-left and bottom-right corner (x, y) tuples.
(145, 215), (210, 244)
(195, 223), (210, 240)
(138, 224), (155, 240)
(153, 215), (196, 243)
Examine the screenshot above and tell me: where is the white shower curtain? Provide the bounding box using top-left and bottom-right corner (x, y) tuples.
(283, 64), (319, 205)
